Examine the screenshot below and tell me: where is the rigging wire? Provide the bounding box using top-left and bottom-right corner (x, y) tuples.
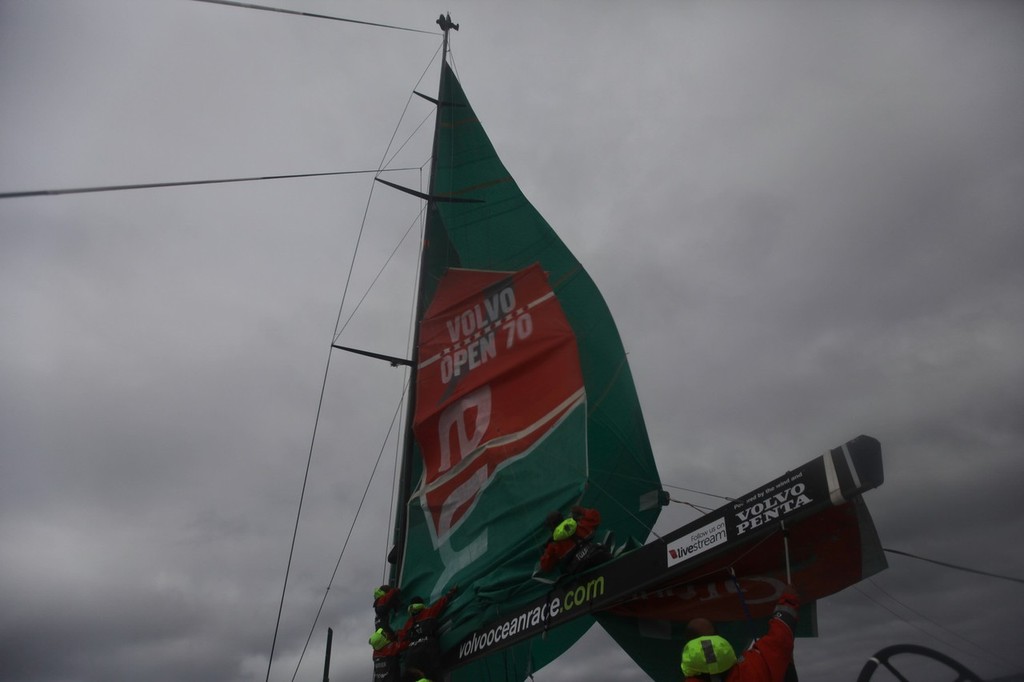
(383, 166), (428, 585)
(883, 548), (1024, 585)
(332, 201), (428, 344)
(381, 111), (435, 175)
(2, 17), (441, 203)
(264, 172), (393, 682)
(286, 196), (425, 654)
(191, 0), (439, 34)
(851, 582), (1016, 672)
(674, 499), (717, 515)
(384, 381), (408, 585)
(378, 174), (428, 584)
(572, 463), (667, 543)
(590, 470), (728, 514)
(266, 41), (444, 679)
(331, 42), (441, 348)
(539, 437), (731, 546)
(661, 482), (735, 502)
(265, 340), (335, 682)
(597, 471), (736, 503)
(288, 393), (408, 682)
(862, 578), (1016, 668)
(0, 168), (416, 200)
(332, 49), (441, 583)
(572, 439), (738, 543)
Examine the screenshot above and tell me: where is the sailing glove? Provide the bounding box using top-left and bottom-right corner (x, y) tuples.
(772, 591), (800, 631)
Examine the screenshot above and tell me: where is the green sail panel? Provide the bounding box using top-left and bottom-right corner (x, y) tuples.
(393, 62), (664, 678)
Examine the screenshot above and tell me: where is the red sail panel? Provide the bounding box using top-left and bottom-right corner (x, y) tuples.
(413, 264), (584, 542)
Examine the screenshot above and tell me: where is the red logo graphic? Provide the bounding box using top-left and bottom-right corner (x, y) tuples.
(413, 265), (583, 542)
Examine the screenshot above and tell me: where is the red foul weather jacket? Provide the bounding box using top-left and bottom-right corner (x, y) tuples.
(539, 507), (602, 573)
(684, 593), (799, 682)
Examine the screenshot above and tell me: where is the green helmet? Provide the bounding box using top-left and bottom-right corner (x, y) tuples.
(552, 517), (578, 541)
(408, 596), (426, 615)
(368, 627), (391, 650)
(681, 635), (737, 676)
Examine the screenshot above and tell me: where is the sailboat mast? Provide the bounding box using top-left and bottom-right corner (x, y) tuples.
(438, 13), (457, 64)
(388, 14), (458, 586)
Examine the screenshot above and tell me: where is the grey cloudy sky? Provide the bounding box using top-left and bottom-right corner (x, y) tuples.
(2, 1), (1023, 681)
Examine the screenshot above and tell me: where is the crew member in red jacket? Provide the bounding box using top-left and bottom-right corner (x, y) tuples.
(373, 584), (401, 629)
(539, 505), (610, 574)
(681, 589), (800, 682)
(369, 627), (404, 682)
(369, 585), (404, 681)
(398, 587), (457, 681)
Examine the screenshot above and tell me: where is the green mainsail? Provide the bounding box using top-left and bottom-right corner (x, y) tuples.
(383, 59), (664, 678)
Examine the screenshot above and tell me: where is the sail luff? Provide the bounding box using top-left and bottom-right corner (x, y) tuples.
(388, 33), (451, 587)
